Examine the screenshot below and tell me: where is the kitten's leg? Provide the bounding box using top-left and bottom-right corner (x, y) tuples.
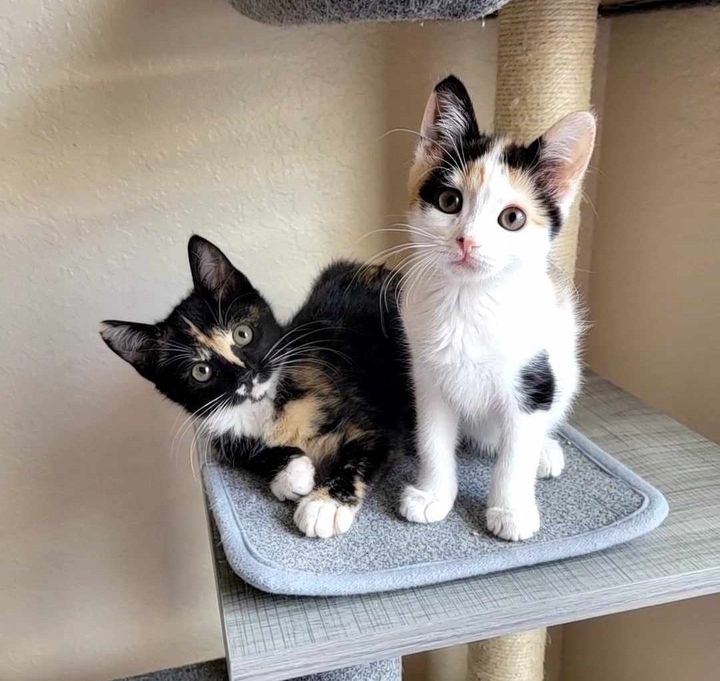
(537, 436), (565, 479)
(399, 373), (459, 524)
(293, 433), (384, 538)
(235, 443), (315, 502)
(486, 411), (547, 541)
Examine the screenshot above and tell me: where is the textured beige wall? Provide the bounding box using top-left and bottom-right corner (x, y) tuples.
(0, 2), (497, 679)
(561, 595), (720, 681)
(564, 8), (720, 681)
(586, 7), (720, 443)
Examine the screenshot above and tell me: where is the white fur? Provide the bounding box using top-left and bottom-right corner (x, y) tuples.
(294, 493), (358, 538)
(203, 373), (278, 440)
(270, 455), (316, 501)
(400, 136), (587, 541)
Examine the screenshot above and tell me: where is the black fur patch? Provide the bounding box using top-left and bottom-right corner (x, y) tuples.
(502, 139), (564, 237)
(100, 238), (415, 511)
(417, 75), (565, 237)
(519, 352), (555, 412)
(418, 75), (492, 207)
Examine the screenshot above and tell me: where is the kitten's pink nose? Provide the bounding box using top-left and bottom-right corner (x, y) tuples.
(456, 236), (476, 257)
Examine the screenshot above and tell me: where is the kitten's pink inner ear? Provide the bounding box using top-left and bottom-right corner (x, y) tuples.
(541, 111), (597, 207)
(419, 90), (439, 145)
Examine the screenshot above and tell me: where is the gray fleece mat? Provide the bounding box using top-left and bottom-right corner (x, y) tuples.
(114, 658), (401, 681)
(203, 425), (668, 596)
(228, 1), (509, 26)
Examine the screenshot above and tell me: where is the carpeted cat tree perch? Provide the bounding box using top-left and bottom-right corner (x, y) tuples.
(228, 2), (598, 680)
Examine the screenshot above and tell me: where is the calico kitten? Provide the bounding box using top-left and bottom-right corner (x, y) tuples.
(399, 76), (595, 541)
(100, 236), (412, 538)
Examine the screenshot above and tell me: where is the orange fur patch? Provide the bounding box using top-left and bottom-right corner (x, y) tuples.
(185, 319), (244, 367)
(505, 167), (548, 229)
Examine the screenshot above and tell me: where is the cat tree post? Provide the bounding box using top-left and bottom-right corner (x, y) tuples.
(494, 0), (597, 277)
(467, 1), (598, 680)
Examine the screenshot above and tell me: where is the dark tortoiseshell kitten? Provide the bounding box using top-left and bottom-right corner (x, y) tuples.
(100, 236), (413, 537)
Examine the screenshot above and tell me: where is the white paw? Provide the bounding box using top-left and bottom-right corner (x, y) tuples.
(399, 485), (455, 524)
(537, 438), (565, 479)
(486, 503), (540, 541)
(270, 456), (315, 501)
(293, 492), (358, 538)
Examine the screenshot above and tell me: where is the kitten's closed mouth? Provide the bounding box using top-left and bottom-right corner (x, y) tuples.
(233, 388), (268, 404)
(450, 255), (480, 272)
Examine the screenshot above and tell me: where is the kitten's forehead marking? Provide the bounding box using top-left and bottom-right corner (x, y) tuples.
(464, 159), (485, 191)
(184, 318), (245, 367)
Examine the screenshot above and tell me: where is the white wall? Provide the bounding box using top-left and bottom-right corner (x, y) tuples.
(0, 2), (497, 679)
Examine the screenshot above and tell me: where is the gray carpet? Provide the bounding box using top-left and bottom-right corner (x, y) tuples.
(204, 425), (668, 596)
(114, 659), (227, 681)
(228, 0), (510, 26)
(115, 658), (401, 680)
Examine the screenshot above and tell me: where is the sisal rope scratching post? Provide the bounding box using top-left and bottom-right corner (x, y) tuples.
(467, 629), (547, 681)
(494, 0), (598, 277)
(467, 2), (597, 680)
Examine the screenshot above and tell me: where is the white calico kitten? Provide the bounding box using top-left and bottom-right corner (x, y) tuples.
(399, 76), (595, 541)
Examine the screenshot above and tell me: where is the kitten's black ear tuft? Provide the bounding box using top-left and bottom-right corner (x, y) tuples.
(99, 320), (158, 375)
(187, 235), (254, 300)
(419, 74), (479, 153)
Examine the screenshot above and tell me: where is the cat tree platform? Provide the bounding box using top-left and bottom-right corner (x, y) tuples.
(200, 375), (720, 681)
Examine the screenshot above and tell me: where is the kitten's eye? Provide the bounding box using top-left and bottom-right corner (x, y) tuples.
(191, 363), (213, 382)
(435, 188), (463, 214)
(232, 324), (253, 347)
(498, 206), (527, 231)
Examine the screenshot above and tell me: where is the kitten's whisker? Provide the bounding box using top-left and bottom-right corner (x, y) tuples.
(197, 295), (222, 328)
(261, 320), (327, 362)
(397, 255), (432, 306)
(404, 253), (439, 304)
(347, 243), (434, 295)
(170, 393), (228, 465)
(356, 225), (444, 245)
(269, 343), (352, 369)
(262, 321), (340, 363)
(264, 325), (345, 364)
(278, 357), (342, 377)
(386, 222), (444, 242)
(376, 127), (427, 141)
(378, 253), (426, 329)
(219, 291), (255, 328)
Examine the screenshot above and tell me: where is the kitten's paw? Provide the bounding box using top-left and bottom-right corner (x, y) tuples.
(399, 485), (454, 524)
(486, 503), (540, 541)
(537, 438), (565, 479)
(294, 491), (358, 538)
(270, 456), (315, 502)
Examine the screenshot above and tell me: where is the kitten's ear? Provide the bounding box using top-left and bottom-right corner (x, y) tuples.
(99, 320), (158, 375)
(187, 235), (254, 299)
(537, 111), (596, 214)
(418, 75), (479, 156)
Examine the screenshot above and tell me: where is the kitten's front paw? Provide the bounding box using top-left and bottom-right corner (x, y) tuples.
(399, 485), (454, 524)
(294, 491), (358, 538)
(486, 503), (540, 541)
(537, 438), (565, 478)
(270, 456), (315, 501)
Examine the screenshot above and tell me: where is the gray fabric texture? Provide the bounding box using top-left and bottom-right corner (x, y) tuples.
(114, 657), (401, 681)
(113, 659), (227, 681)
(294, 658), (401, 681)
(204, 425), (668, 596)
(228, 1), (509, 26)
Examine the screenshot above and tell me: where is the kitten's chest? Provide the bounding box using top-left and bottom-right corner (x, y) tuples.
(404, 282), (555, 413)
(208, 398), (275, 441)
(410, 293), (539, 368)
